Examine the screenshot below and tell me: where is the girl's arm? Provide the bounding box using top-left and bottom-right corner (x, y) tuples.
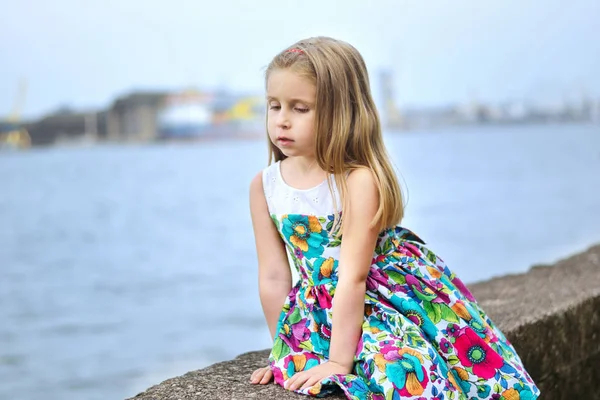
(328, 168), (380, 370)
(249, 172), (293, 340)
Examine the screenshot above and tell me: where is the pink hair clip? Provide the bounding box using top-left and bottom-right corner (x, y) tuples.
(286, 48), (304, 55)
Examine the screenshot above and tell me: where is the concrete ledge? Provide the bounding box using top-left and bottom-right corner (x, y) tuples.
(128, 245), (600, 400)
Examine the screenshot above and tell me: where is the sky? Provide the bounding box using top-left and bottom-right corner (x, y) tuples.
(1, 0), (599, 119)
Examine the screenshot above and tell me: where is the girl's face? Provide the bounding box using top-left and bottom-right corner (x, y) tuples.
(266, 69), (316, 159)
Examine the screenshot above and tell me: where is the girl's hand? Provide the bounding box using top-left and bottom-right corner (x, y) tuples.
(285, 361), (351, 391)
(250, 366), (273, 385)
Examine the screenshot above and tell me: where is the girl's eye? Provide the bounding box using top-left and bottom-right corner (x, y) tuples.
(295, 108), (309, 113)
(269, 105), (280, 110)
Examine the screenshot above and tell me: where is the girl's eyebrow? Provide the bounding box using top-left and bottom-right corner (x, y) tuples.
(266, 96), (314, 105)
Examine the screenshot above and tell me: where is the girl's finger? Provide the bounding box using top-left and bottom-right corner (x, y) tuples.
(250, 372), (259, 383)
(289, 373), (308, 391)
(300, 376), (321, 391)
(290, 372), (301, 385)
(285, 374), (298, 390)
(284, 377), (293, 390)
(259, 369), (272, 384)
(251, 367), (266, 383)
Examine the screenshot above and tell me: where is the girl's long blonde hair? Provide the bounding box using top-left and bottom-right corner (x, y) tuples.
(265, 36), (404, 232)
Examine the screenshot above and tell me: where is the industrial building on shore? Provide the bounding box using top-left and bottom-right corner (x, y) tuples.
(15, 88), (266, 147)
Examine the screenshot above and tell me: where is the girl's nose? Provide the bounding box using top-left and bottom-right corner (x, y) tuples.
(276, 110), (290, 128)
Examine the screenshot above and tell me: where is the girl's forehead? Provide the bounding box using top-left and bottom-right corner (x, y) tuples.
(267, 69), (316, 100)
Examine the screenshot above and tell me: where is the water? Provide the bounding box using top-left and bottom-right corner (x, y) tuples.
(1, 124), (599, 400)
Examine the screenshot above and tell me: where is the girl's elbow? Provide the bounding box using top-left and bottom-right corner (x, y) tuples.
(258, 262), (292, 282)
(259, 274), (292, 289)
(339, 271), (369, 287)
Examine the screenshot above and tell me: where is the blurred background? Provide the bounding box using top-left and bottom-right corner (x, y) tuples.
(1, 1), (599, 399)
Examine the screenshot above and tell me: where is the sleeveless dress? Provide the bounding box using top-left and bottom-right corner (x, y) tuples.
(262, 161), (539, 400)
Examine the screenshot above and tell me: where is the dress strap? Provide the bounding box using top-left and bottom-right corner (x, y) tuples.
(261, 162), (280, 214)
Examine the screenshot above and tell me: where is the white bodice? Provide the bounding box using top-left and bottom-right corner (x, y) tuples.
(262, 161), (342, 217)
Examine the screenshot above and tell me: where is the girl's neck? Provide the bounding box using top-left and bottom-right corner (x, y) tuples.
(281, 156), (328, 189)
(285, 156), (321, 175)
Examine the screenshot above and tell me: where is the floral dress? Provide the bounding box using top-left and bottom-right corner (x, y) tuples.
(262, 161), (539, 400)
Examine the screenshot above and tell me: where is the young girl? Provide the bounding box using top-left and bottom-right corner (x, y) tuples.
(249, 36), (539, 399)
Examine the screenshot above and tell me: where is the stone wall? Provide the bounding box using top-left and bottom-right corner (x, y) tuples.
(128, 244), (600, 400)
